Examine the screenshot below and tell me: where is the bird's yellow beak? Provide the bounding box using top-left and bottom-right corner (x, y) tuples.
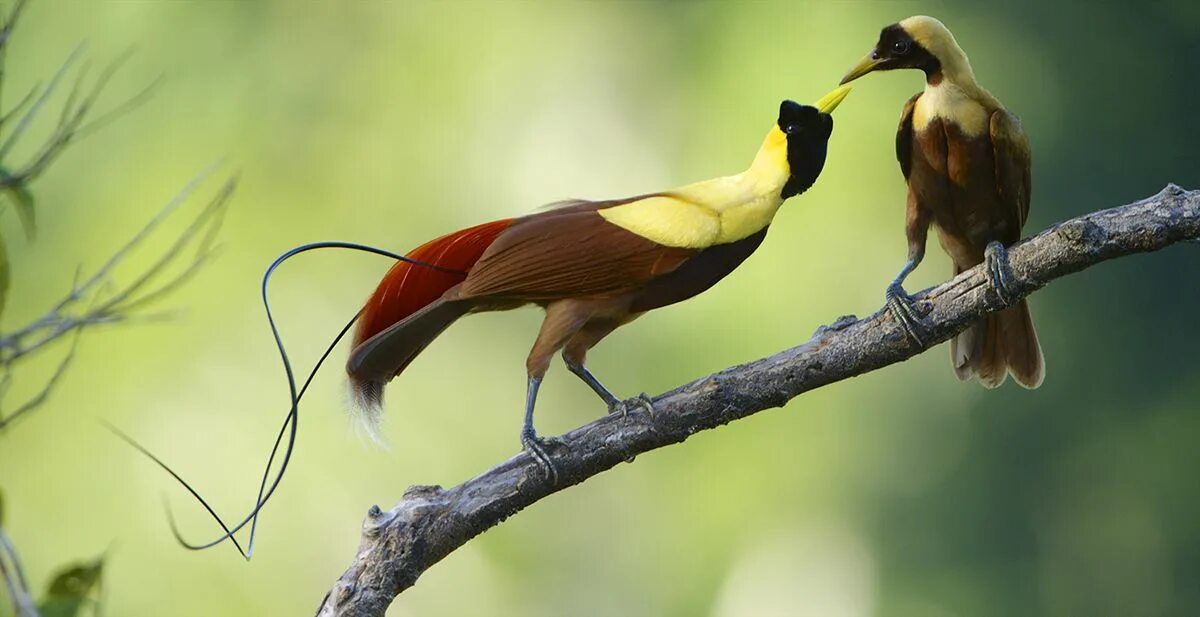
(839, 54), (882, 85)
(815, 84), (852, 114)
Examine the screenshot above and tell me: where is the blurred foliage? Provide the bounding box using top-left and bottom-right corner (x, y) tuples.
(0, 233), (7, 330)
(2, 176), (36, 241)
(0, 1), (1197, 616)
(0, 175), (34, 320)
(36, 558), (102, 617)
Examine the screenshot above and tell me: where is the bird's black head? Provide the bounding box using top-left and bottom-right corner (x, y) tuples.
(777, 100), (832, 199)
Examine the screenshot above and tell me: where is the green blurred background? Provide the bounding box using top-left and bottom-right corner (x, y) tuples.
(3, 1), (1199, 615)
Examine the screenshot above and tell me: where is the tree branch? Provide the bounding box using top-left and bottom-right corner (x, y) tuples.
(317, 185), (1199, 617)
(0, 171), (235, 431)
(0, 525), (38, 617)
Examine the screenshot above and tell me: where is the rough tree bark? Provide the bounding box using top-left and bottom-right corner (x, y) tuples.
(317, 185), (1199, 617)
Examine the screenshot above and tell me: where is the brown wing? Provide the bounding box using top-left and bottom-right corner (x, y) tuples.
(460, 208), (695, 301)
(896, 92), (922, 179)
(989, 109), (1032, 228)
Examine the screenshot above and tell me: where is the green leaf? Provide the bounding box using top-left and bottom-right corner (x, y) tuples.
(0, 165), (36, 240)
(38, 557), (104, 617)
(0, 487), (5, 527)
(9, 183), (36, 241)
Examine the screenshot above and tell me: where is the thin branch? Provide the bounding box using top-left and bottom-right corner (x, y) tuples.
(0, 166), (223, 353)
(0, 0), (29, 51)
(0, 328), (80, 430)
(0, 0), (32, 129)
(316, 185), (1200, 617)
(0, 172), (235, 430)
(0, 51), (158, 191)
(0, 526), (38, 617)
(87, 175), (234, 314)
(35, 163), (219, 326)
(0, 43), (83, 161)
(0, 82), (37, 129)
(70, 73), (161, 143)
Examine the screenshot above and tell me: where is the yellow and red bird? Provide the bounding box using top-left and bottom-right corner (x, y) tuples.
(840, 16), (1044, 388)
(347, 86), (851, 474)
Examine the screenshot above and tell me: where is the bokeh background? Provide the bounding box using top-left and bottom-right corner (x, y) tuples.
(3, 1), (1199, 615)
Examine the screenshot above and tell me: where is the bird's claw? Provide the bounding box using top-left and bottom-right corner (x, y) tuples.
(885, 283), (927, 347)
(984, 241), (1017, 307)
(608, 393), (655, 418)
(520, 429), (559, 485)
(629, 392), (655, 417)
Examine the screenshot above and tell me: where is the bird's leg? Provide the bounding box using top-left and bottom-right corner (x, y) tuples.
(886, 257), (927, 347)
(984, 241), (1017, 307)
(520, 375), (558, 484)
(565, 361), (619, 409)
(562, 327), (655, 418)
(521, 302), (595, 484)
(563, 360), (655, 417)
(888, 199), (930, 346)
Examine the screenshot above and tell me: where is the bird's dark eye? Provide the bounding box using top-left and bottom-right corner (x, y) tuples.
(892, 40), (911, 55)
(784, 124), (802, 135)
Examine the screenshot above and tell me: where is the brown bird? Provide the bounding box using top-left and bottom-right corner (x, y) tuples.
(840, 16), (1044, 389)
(347, 86), (851, 476)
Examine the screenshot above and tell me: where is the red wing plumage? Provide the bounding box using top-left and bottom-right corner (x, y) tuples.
(353, 218), (513, 349)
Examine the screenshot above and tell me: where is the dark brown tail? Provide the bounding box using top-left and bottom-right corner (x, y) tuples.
(345, 219), (513, 436)
(347, 297), (472, 426)
(952, 298), (1044, 389)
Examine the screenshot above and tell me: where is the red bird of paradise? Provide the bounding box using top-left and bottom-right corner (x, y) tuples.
(109, 86), (852, 559)
(347, 85), (851, 478)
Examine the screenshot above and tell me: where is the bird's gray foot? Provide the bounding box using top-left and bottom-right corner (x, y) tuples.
(984, 241), (1017, 307)
(609, 392), (654, 417)
(520, 428), (559, 485)
(885, 282), (927, 346)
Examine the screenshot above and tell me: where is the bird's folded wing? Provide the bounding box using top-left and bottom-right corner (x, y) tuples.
(460, 205), (699, 301)
(990, 109), (1032, 228)
(895, 92), (922, 180)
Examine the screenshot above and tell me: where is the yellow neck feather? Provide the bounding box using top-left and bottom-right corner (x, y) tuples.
(597, 123), (791, 248)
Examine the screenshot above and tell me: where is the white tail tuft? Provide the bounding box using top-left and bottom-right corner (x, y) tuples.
(347, 377), (389, 448)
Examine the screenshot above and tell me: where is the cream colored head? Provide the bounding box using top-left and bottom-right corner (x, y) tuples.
(840, 15), (976, 87)
(898, 16), (973, 80)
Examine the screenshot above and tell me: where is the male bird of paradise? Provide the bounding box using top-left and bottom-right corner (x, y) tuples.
(347, 85), (851, 476)
(840, 16), (1044, 389)
(109, 85), (853, 558)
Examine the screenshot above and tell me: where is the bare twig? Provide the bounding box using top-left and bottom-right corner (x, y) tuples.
(0, 0), (29, 51)
(0, 2), (228, 614)
(0, 329), (79, 430)
(0, 43), (83, 161)
(0, 0), (228, 433)
(0, 49), (159, 193)
(0, 0), (32, 126)
(317, 185), (1199, 617)
(0, 82), (37, 130)
(0, 525), (38, 617)
(0, 172), (236, 431)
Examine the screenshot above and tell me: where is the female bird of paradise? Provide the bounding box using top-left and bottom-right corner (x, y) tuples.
(840, 16), (1044, 389)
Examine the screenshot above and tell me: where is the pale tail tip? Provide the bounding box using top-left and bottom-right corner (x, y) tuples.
(348, 377), (390, 449)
